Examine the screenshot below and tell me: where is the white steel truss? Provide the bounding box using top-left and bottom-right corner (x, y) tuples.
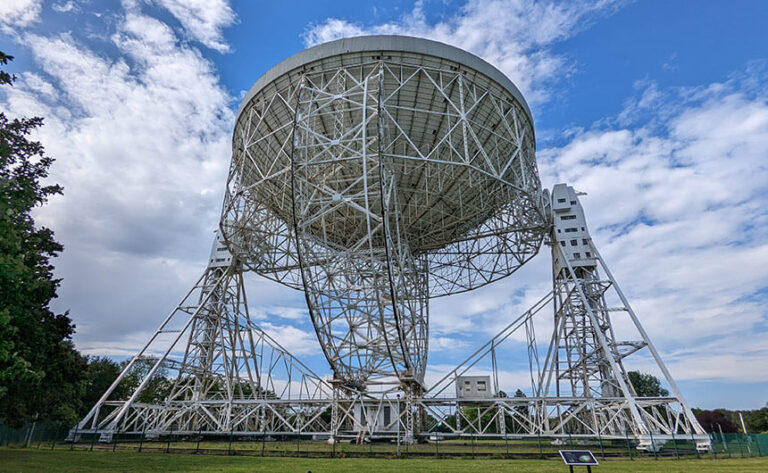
(72, 40), (708, 451)
(71, 188), (709, 450)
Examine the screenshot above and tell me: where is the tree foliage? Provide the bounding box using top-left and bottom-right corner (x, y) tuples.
(693, 407), (768, 434)
(627, 370), (669, 397)
(693, 409), (739, 433)
(0, 51), (86, 427)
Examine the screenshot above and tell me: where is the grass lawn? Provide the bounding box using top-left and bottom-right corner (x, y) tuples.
(1, 448), (768, 472)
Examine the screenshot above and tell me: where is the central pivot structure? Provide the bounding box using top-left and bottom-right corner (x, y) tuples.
(221, 36), (547, 394)
(73, 36), (708, 451)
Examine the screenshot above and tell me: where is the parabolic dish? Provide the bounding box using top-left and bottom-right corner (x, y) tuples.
(220, 36), (549, 387)
(222, 35), (548, 297)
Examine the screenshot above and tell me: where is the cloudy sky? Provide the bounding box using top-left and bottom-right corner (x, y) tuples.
(1, 0), (767, 409)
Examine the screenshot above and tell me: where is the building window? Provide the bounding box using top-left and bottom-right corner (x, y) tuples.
(582, 239), (589, 245)
(574, 253), (581, 259)
(581, 227), (585, 231)
(570, 200), (577, 205)
(477, 381), (487, 391)
(585, 252), (592, 258)
(560, 241), (566, 247)
(557, 198), (566, 203)
(383, 406), (391, 426)
(561, 215), (576, 220)
(564, 228), (577, 233)
(217, 247), (227, 251)
(570, 239), (577, 246)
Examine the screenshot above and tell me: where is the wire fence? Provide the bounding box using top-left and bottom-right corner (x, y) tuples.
(1, 423), (766, 460)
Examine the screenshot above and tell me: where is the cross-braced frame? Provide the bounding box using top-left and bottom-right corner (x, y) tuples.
(73, 37), (708, 451)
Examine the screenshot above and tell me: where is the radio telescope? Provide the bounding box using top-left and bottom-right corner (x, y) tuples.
(221, 36), (548, 393)
(74, 36), (709, 450)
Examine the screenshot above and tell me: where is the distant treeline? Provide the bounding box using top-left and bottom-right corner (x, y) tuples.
(693, 407), (768, 434)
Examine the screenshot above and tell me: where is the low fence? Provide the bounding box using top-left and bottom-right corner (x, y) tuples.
(1, 423), (767, 460)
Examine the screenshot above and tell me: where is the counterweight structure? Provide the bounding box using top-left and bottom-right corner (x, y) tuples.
(73, 36), (709, 450)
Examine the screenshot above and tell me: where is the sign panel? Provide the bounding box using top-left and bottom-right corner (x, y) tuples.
(559, 450), (599, 466)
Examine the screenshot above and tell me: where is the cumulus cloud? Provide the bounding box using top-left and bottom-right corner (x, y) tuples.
(3, 0), (766, 402)
(537, 72), (768, 382)
(1, 3), (237, 351)
(303, 0), (623, 103)
(152, 0), (236, 52)
(0, 0), (42, 30)
(258, 322), (323, 357)
(422, 67), (768, 386)
(52, 1), (77, 14)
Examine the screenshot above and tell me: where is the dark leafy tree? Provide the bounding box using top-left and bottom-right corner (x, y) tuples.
(691, 407), (768, 434)
(0, 51), (86, 427)
(693, 409), (739, 433)
(627, 371), (669, 397)
(80, 357), (128, 417)
(119, 357), (172, 405)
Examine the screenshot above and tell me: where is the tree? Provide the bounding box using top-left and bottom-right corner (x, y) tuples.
(0, 51), (86, 427)
(693, 409), (739, 433)
(80, 357), (127, 417)
(627, 371), (669, 397)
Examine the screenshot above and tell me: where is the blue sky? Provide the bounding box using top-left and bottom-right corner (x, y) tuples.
(1, 0), (767, 409)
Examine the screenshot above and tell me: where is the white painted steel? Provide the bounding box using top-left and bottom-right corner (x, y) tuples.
(221, 35), (548, 389)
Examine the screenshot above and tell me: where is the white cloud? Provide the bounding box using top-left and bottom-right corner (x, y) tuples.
(1, 4), (236, 350)
(3, 0), (766, 405)
(258, 322), (322, 357)
(0, 0), (42, 30)
(152, 0), (236, 53)
(421, 70), (768, 387)
(52, 1), (76, 14)
(303, 0), (623, 103)
(537, 74), (768, 383)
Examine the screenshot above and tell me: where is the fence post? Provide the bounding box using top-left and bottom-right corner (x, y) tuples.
(624, 429), (633, 460)
(70, 424), (78, 451)
(50, 426), (57, 451)
(112, 430), (118, 453)
(596, 429), (605, 460)
(689, 429), (700, 459)
(24, 421), (36, 448)
(505, 435), (509, 458)
(138, 424), (147, 453)
(228, 430), (233, 456)
(649, 431), (658, 460)
(537, 433), (543, 459)
(195, 427), (201, 454)
(165, 427), (173, 454)
(670, 430), (679, 459)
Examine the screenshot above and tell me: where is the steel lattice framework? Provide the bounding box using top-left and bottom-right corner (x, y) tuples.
(221, 36), (548, 390)
(72, 36), (709, 451)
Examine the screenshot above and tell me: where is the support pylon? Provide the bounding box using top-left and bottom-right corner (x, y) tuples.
(71, 233), (333, 442)
(537, 184), (707, 449)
